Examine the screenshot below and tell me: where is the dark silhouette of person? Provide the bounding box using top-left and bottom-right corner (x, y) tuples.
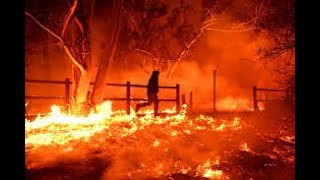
(135, 70), (159, 116)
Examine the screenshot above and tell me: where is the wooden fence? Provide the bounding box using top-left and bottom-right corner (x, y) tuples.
(25, 79), (180, 114)
(252, 86), (294, 111)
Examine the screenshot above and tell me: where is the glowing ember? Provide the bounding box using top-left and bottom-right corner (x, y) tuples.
(25, 102), (114, 145)
(196, 160), (226, 179)
(279, 135), (295, 144)
(240, 142), (250, 152)
(203, 169), (223, 179)
(153, 140), (160, 147)
(258, 102), (266, 111)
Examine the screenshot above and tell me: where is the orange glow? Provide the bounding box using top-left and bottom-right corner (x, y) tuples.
(280, 135), (295, 144)
(215, 97), (266, 112)
(240, 142), (250, 152)
(153, 140), (160, 147)
(25, 101), (294, 179)
(217, 96), (253, 111)
(196, 160), (227, 179)
(258, 102), (266, 111)
(26, 101), (241, 147)
(25, 0), (294, 178)
(203, 169), (224, 179)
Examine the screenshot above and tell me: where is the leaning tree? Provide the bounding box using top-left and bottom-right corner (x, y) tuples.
(26, 0), (291, 114)
(25, 0), (122, 114)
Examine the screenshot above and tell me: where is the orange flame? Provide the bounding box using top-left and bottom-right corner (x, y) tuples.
(217, 96), (253, 111)
(25, 100), (291, 179)
(240, 142), (250, 152)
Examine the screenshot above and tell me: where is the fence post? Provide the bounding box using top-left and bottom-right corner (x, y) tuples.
(189, 91), (193, 111)
(182, 94), (186, 105)
(176, 84), (180, 113)
(253, 86), (258, 111)
(213, 70), (216, 113)
(65, 78), (70, 106)
(289, 87), (294, 103)
(126, 81), (131, 115)
(286, 88), (290, 103)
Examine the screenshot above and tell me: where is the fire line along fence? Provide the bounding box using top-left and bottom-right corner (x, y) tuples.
(252, 86), (295, 111)
(25, 78), (181, 115)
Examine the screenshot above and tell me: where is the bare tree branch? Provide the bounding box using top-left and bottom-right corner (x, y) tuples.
(62, 45), (86, 72)
(25, 11), (85, 73)
(259, 43), (295, 60)
(206, 27), (256, 32)
(240, 58), (256, 63)
(231, 19), (255, 30)
(74, 16), (84, 34)
(166, 2), (264, 78)
(167, 18), (257, 78)
(137, 63), (151, 75)
(89, 0), (96, 24)
(134, 48), (156, 59)
(61, 0), (78, 38)
(120, 1), (266, 78)
(121, 5), (139, 31)
(166, 30), (203, 78)
(25, 12), (63, 42)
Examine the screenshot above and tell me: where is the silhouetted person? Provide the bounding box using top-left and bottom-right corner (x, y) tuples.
(135, 70), (159, 116)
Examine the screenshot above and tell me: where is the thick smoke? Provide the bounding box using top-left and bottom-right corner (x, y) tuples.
(105, 28), (277, 111)
(25, 0), (283, 113)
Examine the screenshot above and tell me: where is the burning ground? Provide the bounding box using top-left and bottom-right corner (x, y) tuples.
(25, 102), (294, 180)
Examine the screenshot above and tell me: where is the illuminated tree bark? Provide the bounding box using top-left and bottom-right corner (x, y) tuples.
(68, 0), (95, 114)
(91, 0), (122, 105)
(26, 0), (124, 113)
(25, 0), (95, 114)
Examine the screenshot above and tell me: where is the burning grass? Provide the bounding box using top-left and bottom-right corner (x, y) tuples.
(25, 101), (294, 179)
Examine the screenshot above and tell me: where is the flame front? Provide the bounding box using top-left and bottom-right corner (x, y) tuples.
(216, 96), (265, 111)
(25, 101), (294, 179)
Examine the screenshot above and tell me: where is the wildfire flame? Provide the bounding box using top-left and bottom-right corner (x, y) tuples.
(203, 169), (223, 179)
(240, 142), (250, 152)
(25, 100), (293, 179)
(217, 97), (253, 111)
(216, 96), (265, 111)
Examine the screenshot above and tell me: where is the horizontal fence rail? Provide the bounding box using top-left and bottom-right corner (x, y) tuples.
(26, 79), (180, 114)
(25, 79), (71, 105)
(104, 98), (177, 101)
(25, 96), (66, 99)
(25, 79), (69, 84)
(256, 88), (286, 92)
(253, 86), (294, 111)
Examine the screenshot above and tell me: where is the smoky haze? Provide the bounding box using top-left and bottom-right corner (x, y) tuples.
(25, 0), (281, 113)
(103, 29), (276, 112)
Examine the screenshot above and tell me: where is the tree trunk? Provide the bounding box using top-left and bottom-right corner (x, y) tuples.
(25, 0), (95, 115)
(91, 0), (122, 105)
(71, 69), (91, 114)
(69, 0), (95, 115)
